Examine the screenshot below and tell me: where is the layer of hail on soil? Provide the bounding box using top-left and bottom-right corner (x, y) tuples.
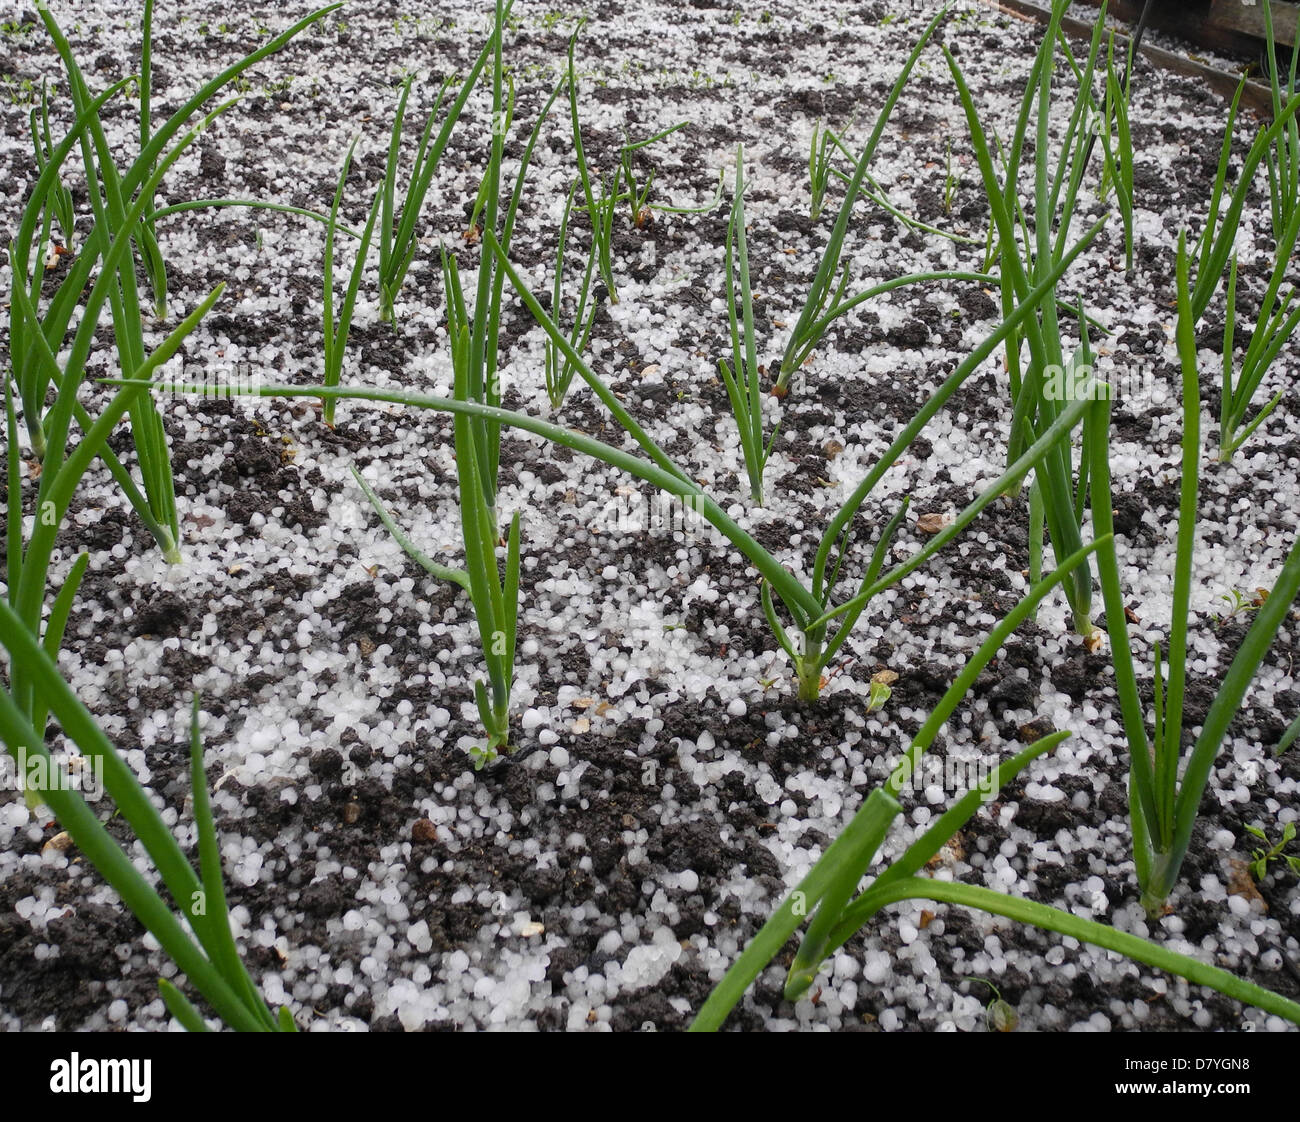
(0, 0), (1298, 1031)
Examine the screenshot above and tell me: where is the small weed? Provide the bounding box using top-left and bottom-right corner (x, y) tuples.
(966, 977), (1020, 1032)
(1245, 822), (1300, 881)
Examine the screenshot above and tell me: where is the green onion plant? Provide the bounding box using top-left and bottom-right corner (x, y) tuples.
(376, 71), (457, 323)
(688, 539), (1300, 1030)
(1261, 0), (1300, 245)
(1097, 31), (1135, 266)
(321, 137), (383, 427)
(822, 129), (984, 248)
(544, 181), (600, 410)
(495, 201), (1102, 694)
(718, 146), (779, 504)
(439, 83), (563, 529)
(0, 618), (294, 1032)
(944, 0), (1134, 636)
(808, 119), (836, 222)
(564, 24), (713, 306)
(615, 121), (723, 227)
(7, 277), (223, 756)
(564, 36), (712, 298)
(433, 243), (526, 765)
(373, 1), (515, 327)
(1, 268), (276, 1027)
(9, 2), (341, 562)
(27, 80), (76, 263)
(135, 0), (169, 319)
(148, 208), (1109, 705)
(1092, 232), (1300, 918)
(455, 348), (522, 769)
(777, 4), (955, 388)
(1181, 74), (1300, 459)
(363, 0), (554, 760)
(567, 22), (619, 304)
(1186, 81), (1300, 324)
(8, 88), (244, 566)
(618, 121), (690, 227)
(1217, 227), (1300, 460)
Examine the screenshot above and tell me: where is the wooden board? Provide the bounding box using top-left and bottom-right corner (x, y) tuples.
(1208, 0), (1300, 47)
(990, 0), (1279, 118)
(1069, 0), (1299, 56)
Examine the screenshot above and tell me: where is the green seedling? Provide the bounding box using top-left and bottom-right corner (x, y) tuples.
(1179, 28), (1300, 460)
(8, 79), (241, 568)
(7, 272), (222, 766)
(1187, 79), (1300, 324)
(371, 0), (558, 756)
(567, 21), (619, 303)
(135, 0), (168, 319)
(866, 679), (891, 714)
(374, 70), (459, 325)
(440, 0), (520, 757)
(807, 118), (843, 222)
(452, 308), (523, 762)
(1213, 588), (1259, 624)
(822, 129), (984, 248)
(1245, 822), (1300, 882)
(563, 55), (714, 305)
(379, 0), (538, 758)
(27, 80), (76, 262)
(618, 121), (689, 227)
(965, 977), (1020, 1032)
(352, 451), (518, 766)
(823, 162), (982, 254)
(1217, 226), (1300, 461)
(1097, 30), (1135, 268)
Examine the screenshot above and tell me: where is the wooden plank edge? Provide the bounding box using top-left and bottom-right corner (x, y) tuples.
(981, 0), (1277, 118)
